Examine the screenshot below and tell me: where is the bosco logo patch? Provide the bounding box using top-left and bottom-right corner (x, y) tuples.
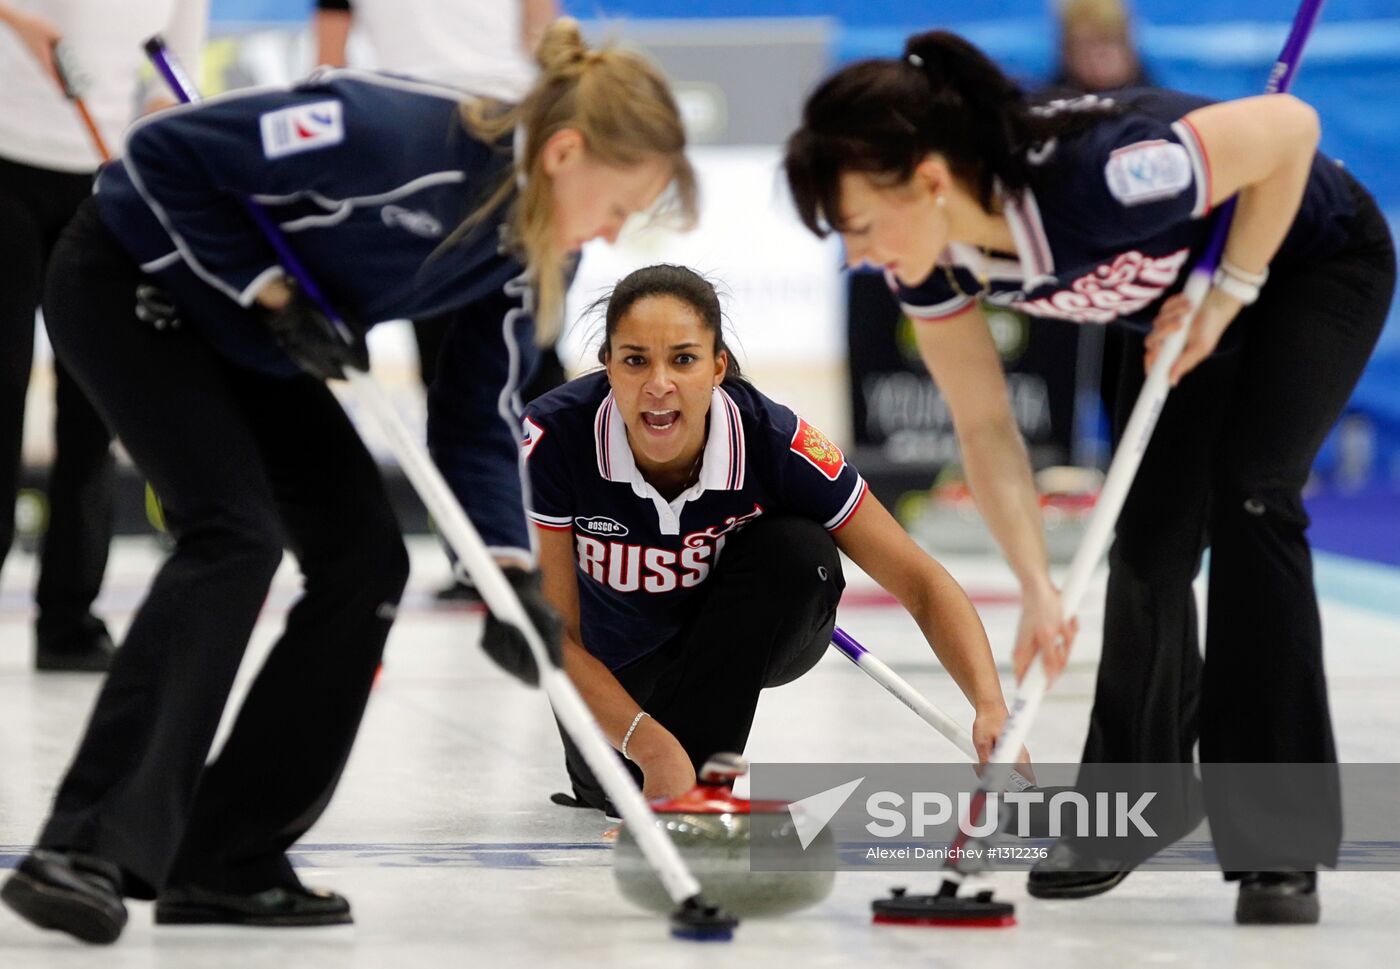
(1104, 139), (1192, 206)
(575, 516), (630, 538)
(790, 417), (846, 481)
(260, 100), (344, 159)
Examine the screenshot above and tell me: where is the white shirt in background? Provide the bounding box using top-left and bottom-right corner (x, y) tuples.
(0, 0), (207, 173)
(345, 0), (535, 101)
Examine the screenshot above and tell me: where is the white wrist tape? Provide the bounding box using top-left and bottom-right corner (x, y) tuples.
(1219, 257), (1270, 288)
(621, 711), (651, 761)
(1212, 268), (1263, 305)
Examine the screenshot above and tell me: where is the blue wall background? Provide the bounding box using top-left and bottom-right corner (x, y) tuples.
(212, 0), (1400, 487)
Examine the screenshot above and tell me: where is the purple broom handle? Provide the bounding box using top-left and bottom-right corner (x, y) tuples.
(143, 36), (357, 345)
(831, 626), (868, 660)
(1195, 0), (1327, 272)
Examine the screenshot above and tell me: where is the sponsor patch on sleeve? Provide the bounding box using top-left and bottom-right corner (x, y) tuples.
(259, 100), (344, 159)
(790, 417), (846, 482)
(1104, 139), (1193, 207)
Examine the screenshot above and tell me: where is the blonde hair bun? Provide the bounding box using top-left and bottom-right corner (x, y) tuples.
(535, 17), (588, 73)
(457, 16), (696, 344)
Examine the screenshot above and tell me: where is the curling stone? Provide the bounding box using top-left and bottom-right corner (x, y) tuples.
(1034, 465), (1102, 563)
(614, 753), (836, 918)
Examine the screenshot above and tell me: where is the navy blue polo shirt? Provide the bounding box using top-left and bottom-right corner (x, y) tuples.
(93, 69), (541, 559)
(96, 69), (524, 375)
(523, 373), (867, 670)
(893, 90), (1356, 330)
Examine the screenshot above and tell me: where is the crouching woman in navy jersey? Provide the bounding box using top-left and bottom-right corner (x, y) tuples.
(784, 30), (1395, 922)
(1, 20), (693, 945)
(523, 264), (1012, 809)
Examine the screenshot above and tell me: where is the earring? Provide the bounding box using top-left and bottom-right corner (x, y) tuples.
(935, 195), (947, 208)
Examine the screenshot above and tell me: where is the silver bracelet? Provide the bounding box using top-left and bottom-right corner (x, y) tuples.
(621, 711), (650, 761)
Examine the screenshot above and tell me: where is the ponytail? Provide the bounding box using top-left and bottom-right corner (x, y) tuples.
(454, 19), (697, 343)
(902, 31), (1031, 209)
(785, 29), (1116, 237)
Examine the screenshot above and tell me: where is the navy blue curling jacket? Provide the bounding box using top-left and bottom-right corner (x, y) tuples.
(94, 69), (539, 560)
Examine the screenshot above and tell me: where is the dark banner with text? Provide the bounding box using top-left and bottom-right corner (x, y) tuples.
(746, 762), (1400, 872)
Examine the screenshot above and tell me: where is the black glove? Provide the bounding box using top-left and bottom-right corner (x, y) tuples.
(135, 283), (181, 331)
(261, 283), (368, 381)
(480, 568), (563, 687)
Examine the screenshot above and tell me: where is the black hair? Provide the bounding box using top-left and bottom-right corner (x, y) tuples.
(592, 264), (744, 382)
(784, 29), (1118, 236)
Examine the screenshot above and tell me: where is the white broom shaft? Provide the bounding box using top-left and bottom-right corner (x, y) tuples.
(346, 372), (702, 904)
(833, 640), (1033, 791)
(1060, 269), (1209, 617)
(986, 269), (1206, 768)
(851, 649), (976, 758)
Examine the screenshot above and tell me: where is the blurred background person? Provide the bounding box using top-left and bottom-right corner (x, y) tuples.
(1044, 0), (1154, 459)
(0, 0), (207, 671)
(314, 0), (556, 101)
(1050, 0), (1151, 94)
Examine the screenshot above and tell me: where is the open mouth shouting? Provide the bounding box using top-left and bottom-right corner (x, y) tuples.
(641, 409), (681, 433)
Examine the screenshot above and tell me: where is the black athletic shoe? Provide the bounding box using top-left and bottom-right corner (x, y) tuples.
(1235, 871), (1319, 925)
(35, 621), (116, 673)
(0, 850), (128, 944)
(433, 579), (481, 605)
(1026, 840), (1134, 899)
(155, 884), (353, 927)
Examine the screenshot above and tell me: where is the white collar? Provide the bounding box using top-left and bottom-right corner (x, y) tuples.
(944, 241), (1023, 283)
(997, 180), (1057, 289)
(594, 386), (746, 501)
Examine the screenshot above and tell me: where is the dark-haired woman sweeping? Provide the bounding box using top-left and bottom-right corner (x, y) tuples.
(784, 29), (1394, 924)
